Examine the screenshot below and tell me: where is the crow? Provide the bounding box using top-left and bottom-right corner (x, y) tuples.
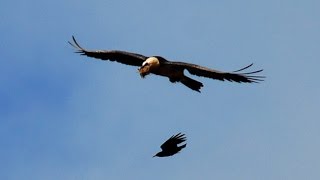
(153, 133), (187, 157)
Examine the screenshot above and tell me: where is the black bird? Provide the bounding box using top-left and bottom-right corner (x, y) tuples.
(69, 36), (264, 92)
(153, 133), (187, 157)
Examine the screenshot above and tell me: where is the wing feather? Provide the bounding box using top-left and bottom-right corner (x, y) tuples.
(161, 133), (186, 150)
(167, 61), (265, 83)
(68, 36), (147, 66)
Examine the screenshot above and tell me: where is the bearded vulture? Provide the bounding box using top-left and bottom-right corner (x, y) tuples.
(69, 36), (264, 92)
(153, 133), (187, 157)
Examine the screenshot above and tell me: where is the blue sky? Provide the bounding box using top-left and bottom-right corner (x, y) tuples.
(1, 0), (320, 179)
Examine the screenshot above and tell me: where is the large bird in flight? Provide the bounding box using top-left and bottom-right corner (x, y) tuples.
(153, 133), (187, 157)
(69, 36), (264, 92)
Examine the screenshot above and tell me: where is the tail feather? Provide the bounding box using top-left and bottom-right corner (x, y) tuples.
(180, 76), (203, 92)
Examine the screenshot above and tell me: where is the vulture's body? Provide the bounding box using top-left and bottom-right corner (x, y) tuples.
(69, 36), (264, 92)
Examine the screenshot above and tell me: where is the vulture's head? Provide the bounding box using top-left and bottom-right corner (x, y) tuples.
(139, 57), (160, 78)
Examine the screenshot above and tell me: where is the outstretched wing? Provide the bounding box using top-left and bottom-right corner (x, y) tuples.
(68, 36), (147, 66)
(161, 133), (186, 150)
(167, 61), (265, 83)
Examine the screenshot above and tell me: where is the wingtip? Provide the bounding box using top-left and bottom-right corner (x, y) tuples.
(242, 69), (264, 75)
(68, 35), (86, 53)
(71, 36), (79, 47)
(233, 63), (253, 72)
(231, 63), (266, 83)
(174, 133), (186, 141)
(68, 35), (77, 48)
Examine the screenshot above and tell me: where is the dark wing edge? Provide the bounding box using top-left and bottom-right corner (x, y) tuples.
(230, 63), (265, 83)
(161, 133), (186, 150)
(168, 61), (265, 83)
(68, 36), (147, 66)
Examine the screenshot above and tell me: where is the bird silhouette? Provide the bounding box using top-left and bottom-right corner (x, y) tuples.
(69, 36), (264, 92)
(154, 133), (187, 157)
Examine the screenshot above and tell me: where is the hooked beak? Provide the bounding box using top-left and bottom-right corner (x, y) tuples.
(138, 69), (146, 78)
(138, 65), (149, 78)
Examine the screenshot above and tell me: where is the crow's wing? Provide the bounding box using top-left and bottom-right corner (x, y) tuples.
(69, 36), (147, 66)
(161, 133), (186, 150)
(166, 61), (265, 83)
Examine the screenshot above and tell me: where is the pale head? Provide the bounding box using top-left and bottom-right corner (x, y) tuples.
(138, 57), (160, 78)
